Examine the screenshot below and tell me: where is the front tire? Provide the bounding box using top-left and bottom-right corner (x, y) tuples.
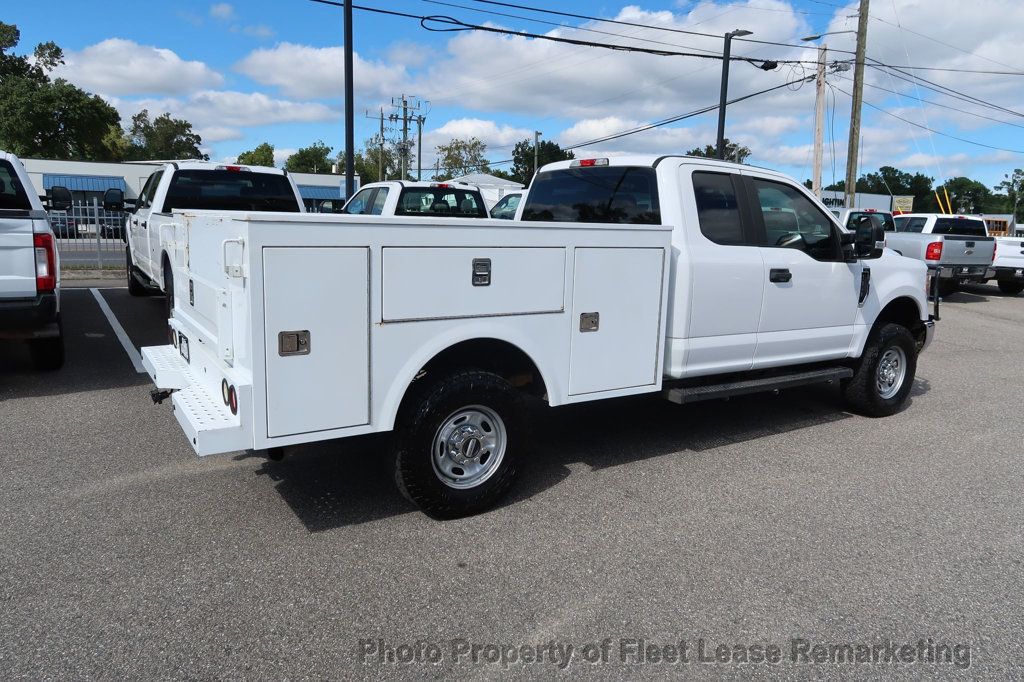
(843, 323), (917, 417)
(393, 369), (527, 518)
(997, 280), (1024, 295)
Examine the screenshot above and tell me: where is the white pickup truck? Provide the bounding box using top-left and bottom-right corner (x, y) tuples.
(989, 235), (1024, 295)
(886, 213), (996, 297)
(0, 151), (64, 369)
(142, 156), (934, 517)
(119, 162), (304, 310)
(341, 180), (489, 218)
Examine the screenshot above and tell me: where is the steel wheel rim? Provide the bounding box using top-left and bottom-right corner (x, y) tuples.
(876, 346), (907, 400)
(432, 405), (507, 489)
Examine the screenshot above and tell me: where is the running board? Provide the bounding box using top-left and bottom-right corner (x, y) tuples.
(664, 366), (854, 405)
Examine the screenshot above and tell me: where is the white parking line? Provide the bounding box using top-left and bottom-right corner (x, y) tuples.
(90, 288), (146, 374)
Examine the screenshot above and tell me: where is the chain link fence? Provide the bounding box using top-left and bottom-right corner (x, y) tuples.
(49, 198), (127, 270)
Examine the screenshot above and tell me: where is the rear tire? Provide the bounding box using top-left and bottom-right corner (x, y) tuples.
(843, 323), (917, 418)
(393, 369), (527, 518)
(997, 280), (1024, 295)
(30, 318), (65, 371)
(126, 248), (146, 297)
(163, 259), (175, 342)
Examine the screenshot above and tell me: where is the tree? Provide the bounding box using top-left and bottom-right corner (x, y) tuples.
(944, 176), (992, 214)
(125, 110), (206, 160)
(236, 142), (275, 167)
(825, 167), (939, 212)
(996, 169), (1024, 221)
(434, 137), (489, 180)
(686, 139), (751, 164)
(284, 141), (333, 173)
(510, 139), (574, 186)
(0, 22), (121, 160)
(354, 136), (403, 183)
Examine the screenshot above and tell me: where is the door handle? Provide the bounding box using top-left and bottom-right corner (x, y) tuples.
(769, 268), (792, 283)
(140, 220), (147, 229)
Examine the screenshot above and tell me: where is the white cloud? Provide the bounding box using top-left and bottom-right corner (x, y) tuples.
(273, 148), (298, 166)
(210, 3), (234, 20)
(426, 119), (533, 150)
(195, 126), (245, 143)
(242, 25), (275, 38)
(54, 39), (223, 96)
(235, 43), (412, 99)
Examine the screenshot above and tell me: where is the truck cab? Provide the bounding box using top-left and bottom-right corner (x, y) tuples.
(0, 151), (64, 369)
(342, 180), (489, 218)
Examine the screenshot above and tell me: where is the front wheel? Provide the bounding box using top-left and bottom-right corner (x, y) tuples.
(843, 323), (917, 417)
(393, 369), (527, 518)
(997, 280), (1024, 295)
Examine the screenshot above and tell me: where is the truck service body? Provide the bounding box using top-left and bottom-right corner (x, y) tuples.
(143, 156), (934, 517)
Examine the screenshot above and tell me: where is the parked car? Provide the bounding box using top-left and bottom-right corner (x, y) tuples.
(142, 155), (933, 518)
(119, 162), (305, 308)
(0, 151), (65, 369)
(47, 212), (78, 239)
(490, 191), (523, 220)
(989, 235), (1024, 294)
(886, 213), (995, 297)
(342, 181), (489, 218)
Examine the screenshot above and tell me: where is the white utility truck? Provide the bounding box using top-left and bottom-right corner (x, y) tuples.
(120, 162), (304, 307)
(988, 235), (1024, 295)
(143, 156), (935, 517)
(0, 151), (65, 369)
(342, 180), (489, 218)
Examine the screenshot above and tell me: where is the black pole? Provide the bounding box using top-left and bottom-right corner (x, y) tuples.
(716, 33), (732, 160)
(343, 0), (355, 198)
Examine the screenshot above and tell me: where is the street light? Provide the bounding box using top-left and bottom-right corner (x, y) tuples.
(716, 29), (752, 160)
(801, 30), (856, 41)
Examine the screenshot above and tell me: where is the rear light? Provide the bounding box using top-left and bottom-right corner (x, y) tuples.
(227, 385), (238, 415)
(34, 233), (56, 293)
(431, 183), (451, 189)
(216, 165), (248, 172)
(925, 241), (943, 261)
(571, 158), (610, 168)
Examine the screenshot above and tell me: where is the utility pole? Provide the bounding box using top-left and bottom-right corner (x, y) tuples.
(812, 44), (827, 198)
(844, 0), (870, 209)
(533, 131), (542, 179)
(716, 29), (753, 160)
(343, 0), (355, 198)
(365, 108), (387, 181)
(415, 114), (426, 181)
(389, 95), (422, 181)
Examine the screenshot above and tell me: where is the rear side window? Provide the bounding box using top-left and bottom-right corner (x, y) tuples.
(164, 170), (300, 212)
(847, 211), (894, 232)
(893, 216), (926, 232)
(521, 166), (660, 224)
(396, 188), (487, 218)
(692, 172), (744, 245)
(933, 218), (987, 237)
(0, 160), (32, 211)
(343, 187), (376, 215)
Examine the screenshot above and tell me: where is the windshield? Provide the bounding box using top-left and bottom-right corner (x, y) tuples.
(847, 211), (895, 232)
(164, 170), (301, 212)
(933, 218), (987, 237)
(0, 160), (32, 211)
(521, 166), (660, 224)
(395, 187), (487, 218)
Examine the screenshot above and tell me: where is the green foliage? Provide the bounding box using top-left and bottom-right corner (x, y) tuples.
(124, 110), (206, 160)
(685, 139), (751, 163)
(355, 136), (403, 183)
(995, 169), (1024, 220)
(511, 139), (574, 186)
(236, 142), (275, 167)
(434, 137), (489, 180)
(284, 141), (334, 173)
(943, 176), (993, 214)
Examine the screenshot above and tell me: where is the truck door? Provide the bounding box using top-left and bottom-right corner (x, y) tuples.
(0, 159), (37, 298)
(680, 168), (764, 375)
(743, 174), (859, 366)
(130, 170), (161, 275)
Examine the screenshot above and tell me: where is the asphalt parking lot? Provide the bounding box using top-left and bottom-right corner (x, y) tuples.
(2, 282), (1022, 678)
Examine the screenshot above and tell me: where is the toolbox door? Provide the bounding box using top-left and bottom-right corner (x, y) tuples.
(263, 247), (370, 438)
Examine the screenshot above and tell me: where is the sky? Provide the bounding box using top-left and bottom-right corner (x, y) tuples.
(5, 0), (1024, 188)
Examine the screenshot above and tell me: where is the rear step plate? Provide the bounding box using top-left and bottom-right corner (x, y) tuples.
(664, 367), (853, 405)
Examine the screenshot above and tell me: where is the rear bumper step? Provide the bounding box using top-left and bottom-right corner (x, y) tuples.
(664, 366), (854, 405)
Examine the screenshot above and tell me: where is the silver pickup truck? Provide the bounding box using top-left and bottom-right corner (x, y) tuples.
(885, 213), (995, 297)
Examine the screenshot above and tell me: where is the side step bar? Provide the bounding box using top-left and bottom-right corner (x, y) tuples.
(664, 366), (854, 405)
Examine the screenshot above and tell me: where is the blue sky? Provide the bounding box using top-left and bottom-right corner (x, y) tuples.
(6, 0), (1024, 188)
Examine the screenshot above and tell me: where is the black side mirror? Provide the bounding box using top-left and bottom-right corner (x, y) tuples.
(854, 215), (885, 259)
(103, 188), (125, 212)
(50, 186), (72, 212)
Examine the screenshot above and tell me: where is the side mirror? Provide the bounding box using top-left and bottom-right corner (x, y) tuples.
(854, 215), (885, 259)
(50, 186), (72, 212)
(102, 188), (125, 212)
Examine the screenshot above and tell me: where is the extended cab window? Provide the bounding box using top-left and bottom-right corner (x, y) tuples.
(343, 187), (376, 215)
(521, 166), (660, 224)
(751, 178), (840, 261)
(894, 216), (926, 233)
(0, 160), (32, 210)
(692, 172), (744, 245)
(396, 188), (487, 218)
(164, 170), (300, 212)
(933, 218), (987, 237)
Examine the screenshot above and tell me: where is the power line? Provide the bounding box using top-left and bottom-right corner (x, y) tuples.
(866, 62), (1024, 120)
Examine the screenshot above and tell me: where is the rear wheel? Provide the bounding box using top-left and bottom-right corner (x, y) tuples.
(843, 323), (917, 417)
(30, 318), (65, 371)
(126, 248), (146, 297)
(393, 369), (527, 518)
(163, 259), (175, 342)
(997, 280), (1024, 295)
